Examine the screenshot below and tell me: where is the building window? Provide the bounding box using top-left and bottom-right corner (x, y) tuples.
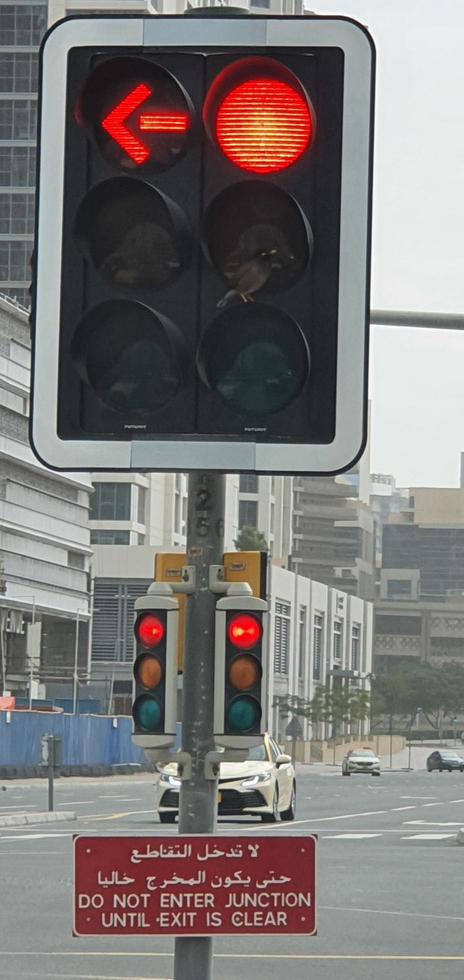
(89, 482), (131, 521)
(239, 474), (258, 493)
(0, 192), (35, 234)
(313, 614), (323, 680)
(239, 499), (258, 528)
(68, 551), (85, 569)
(333, 620), (343, 662)
(274, 600), (290, 674)
(351, 624), (360, 671)
(0, 147), (36, 188)
(0, 4), (48, 46)
(0, 52), (38, 92)
(387, 579), (412, 597)
(298, 606), (306, 680)
(90, 530), (130, 545)
(0, 241), (31, 283)
(0, 99), (37, 141)
(137, 486), (146, 525)
(174, 490), (181, 533)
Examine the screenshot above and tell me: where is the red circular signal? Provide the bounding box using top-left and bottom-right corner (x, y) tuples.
(228, 614), (262, 650)
(215, 78), (313, 174)
(136, 613), (165, 648)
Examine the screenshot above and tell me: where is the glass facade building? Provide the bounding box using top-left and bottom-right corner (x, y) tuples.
(0, 1), (46, 307)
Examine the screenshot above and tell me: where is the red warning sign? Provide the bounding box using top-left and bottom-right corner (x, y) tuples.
(74, 834), (316, 937)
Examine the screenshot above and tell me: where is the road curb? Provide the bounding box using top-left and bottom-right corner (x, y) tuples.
(0, 810), (76, 827)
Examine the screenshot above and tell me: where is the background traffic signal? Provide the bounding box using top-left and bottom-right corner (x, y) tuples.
(132, 586), (178, 749)
(31, 15), (374, 474)
(214, 594), (268, 749)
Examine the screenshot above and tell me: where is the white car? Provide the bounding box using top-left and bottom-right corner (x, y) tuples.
(342, 747), (381, 776)
(157, 733), (296, 823)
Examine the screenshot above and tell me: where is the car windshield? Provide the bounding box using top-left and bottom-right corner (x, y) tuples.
(247, 744), (268, 762)
(352, 750), (376, 758)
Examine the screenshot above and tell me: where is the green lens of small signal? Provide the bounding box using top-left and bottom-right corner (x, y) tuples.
(227, 695), (261, 733)
(133, 694), (162, 732)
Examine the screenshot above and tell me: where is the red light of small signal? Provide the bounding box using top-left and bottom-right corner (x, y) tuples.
(215, 77), (313, 174)
(228, 614), (262, 650)
(136, 613), (165, 648)
(102, 83), (152, 164)
(139, 112), (189, 133)
(102, 84), (190, 165)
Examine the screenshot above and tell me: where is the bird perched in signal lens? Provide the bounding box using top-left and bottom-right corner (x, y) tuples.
(217, 248), (277, 309)
(217, 223), (294, 308)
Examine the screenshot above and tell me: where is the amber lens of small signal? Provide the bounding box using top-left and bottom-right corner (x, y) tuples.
(229, 655), (260, 691)
(137, 654), (162, 690)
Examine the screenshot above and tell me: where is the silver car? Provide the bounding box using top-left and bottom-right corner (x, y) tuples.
(342, 748), (381, 776)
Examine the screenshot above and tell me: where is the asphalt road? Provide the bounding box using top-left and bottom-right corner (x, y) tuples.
(1, 765), (464, 980)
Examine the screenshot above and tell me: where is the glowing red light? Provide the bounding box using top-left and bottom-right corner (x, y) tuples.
(139, 112), (189, 133)
(137, 614), (165, 648)
(228, 614), (262, 650)
(215, 77), (312, 174)
(102, 83), (152, 164)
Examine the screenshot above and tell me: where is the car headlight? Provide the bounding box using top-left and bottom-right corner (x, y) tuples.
(160, 773), (181, 788)
(241, 773), (273, 787)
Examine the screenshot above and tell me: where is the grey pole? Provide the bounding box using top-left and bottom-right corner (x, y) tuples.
(47, 735), (54, 812)
(173, 471), (226, 980)
(371, 309), (464, 331)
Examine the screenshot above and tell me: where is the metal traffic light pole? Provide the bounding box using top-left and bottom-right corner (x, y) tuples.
(173, 470), (226, 980)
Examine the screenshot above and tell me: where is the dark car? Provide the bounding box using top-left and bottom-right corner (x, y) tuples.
(426, 750), (464, 773)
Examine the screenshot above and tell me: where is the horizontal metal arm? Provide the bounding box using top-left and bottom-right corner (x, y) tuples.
(371, 310), (464, 331)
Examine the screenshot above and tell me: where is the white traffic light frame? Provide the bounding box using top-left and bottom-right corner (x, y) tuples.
(132, 587), (178, 750)
(214, 594), (268, 749)
(31, 14), (374, 475)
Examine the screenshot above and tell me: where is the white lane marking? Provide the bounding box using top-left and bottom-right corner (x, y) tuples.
(0, 833), (73, 840)
(296, 809), (388, 823)
(0, 851), (66, 856)
(99, 794), (145, 799)
(400, 795), (436, 800)
(81, 809), (155, 822)
(423, 802), (443, 807)
(0, 974), (173, 979)
(98, 797), (142, 803)
(323, 833), (382, 839)
(404, 820), (462, 826)
(57, 801), (94, 806)
(322, 904), (464, 923)
(391, 806), (416, 811)
(0, 804), (37, 810)
(401, 833), (456, 840)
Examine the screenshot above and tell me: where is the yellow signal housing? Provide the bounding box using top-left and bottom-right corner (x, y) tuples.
(154, 550), (268, 672)
(154, 552), (186, 673)
(223, 551), (268, 599)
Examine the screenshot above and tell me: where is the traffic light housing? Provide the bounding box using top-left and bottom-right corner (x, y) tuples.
(132, 586), (178, 749)
(214, 594), (268, 749)
(31, 14), (374, 475)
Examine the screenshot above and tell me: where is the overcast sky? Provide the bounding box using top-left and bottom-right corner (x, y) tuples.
(307, 0), (464, 487)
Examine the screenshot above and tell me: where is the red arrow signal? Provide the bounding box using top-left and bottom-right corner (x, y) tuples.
(102, 84), (190, 165)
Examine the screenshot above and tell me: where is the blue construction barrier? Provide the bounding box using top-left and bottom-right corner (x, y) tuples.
(0, 711), (147, 773)
(14, 698), (102, 714)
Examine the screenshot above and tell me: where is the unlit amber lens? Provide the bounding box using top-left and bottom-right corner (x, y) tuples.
(138, 655), (162, 689)
(229, 655), (260, 690)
